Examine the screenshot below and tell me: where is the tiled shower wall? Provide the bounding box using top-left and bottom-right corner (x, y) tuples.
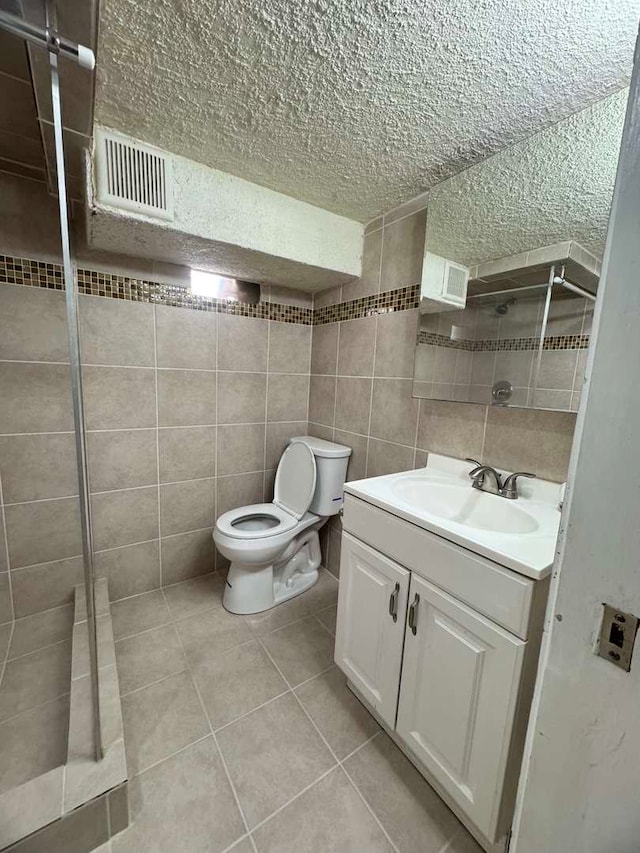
(414, 290), (593, 409)
(0, 282), (311, 620)
(309, 207), (578, 575)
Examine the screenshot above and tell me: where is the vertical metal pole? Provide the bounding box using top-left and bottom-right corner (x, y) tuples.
(529, 265), (555, 407)
(49, 51), (102, 761)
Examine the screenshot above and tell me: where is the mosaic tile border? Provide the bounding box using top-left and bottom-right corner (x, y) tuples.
(0, 255), (314, 325)
(0, 254), (423, 327)
(0, 256), (594, 350)
(416, 329), (590, 353)
(313, 283), (420, 326)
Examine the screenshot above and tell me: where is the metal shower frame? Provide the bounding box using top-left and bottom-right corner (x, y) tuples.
(0, 3), (102, 759)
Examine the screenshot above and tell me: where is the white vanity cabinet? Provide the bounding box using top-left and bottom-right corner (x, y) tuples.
(334, 536), (409, 728)
(396, 573), (525, 840)
(335, 495), (550, 852)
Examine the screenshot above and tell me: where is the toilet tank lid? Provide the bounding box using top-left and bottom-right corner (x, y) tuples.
(290, 436), (352, 459)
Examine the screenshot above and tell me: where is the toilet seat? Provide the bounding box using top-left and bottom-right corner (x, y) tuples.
(215, 442), (318, 542)
(215, 503), (298, 540)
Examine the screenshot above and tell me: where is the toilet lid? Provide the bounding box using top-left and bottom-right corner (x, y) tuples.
(274, 442), (317, 520)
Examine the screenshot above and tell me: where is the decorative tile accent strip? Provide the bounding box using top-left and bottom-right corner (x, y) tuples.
(0, 255), (313, 325)
(417, 328), (590, 352)
(314, 283), (420, 325)
(0, 254), (423, 326)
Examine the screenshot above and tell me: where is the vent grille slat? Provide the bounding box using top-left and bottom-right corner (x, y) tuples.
(445, 266), (468, 299)
(95, 130), (173, 221)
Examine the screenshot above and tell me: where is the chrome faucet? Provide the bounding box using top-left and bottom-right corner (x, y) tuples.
(465, 459), (535, 500)
(466, 460), (503, 494)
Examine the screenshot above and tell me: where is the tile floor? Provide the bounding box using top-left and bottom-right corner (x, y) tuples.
(100, 569), (484, 853)
(0, 604), (73, 794)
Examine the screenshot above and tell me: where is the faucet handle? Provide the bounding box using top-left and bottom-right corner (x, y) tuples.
(502, 471), (536, 499)
(465, 458), (483, 475)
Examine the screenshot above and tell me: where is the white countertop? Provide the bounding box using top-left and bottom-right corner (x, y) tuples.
(344, 454), (563, 580)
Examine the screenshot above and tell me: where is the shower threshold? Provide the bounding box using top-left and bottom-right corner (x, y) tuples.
(0, 580), (128, 851)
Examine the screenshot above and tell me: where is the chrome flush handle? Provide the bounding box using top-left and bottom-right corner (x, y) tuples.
(408, 593), (420, 636)
(388, 583), (400, 622)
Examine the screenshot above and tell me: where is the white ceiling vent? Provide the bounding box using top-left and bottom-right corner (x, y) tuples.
(94, 129), (174, 221)
(420, 252), (469, 313)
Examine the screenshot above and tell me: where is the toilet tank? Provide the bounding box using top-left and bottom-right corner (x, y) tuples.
(290, 436), (351, 517)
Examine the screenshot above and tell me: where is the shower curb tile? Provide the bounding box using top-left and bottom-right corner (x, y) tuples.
(0, 766), (64, 850)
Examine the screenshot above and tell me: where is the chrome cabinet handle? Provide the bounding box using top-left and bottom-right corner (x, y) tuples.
(388, 583), (400, 622)
(408, 593), (420, 636)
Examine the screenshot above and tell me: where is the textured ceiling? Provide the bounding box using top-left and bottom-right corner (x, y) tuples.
(94, 0), (639, 223)
(425, 90), (627, 264)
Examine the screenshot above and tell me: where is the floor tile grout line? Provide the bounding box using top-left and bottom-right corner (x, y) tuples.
(1, 635), (71, 664)
(112, 618), (177, 645)
(127, 731), (213, 780)
(6, 600), (73, 623)
(160, 569), (220, 594)
(248, 600), (335, 641)
(290, 661), (337, 691)
(112, 571), (336, 643)
(118, 663), (190, 700)
(0, 689), (71, 727)
(247, 764), (338, 836)
(212, 686), (293, 735)
(312, 611), (337, 640)
(160, 586), (259, 853)
(158, 586), (346, 847)
(208, 661), (339, 736)
(120, 622), (336, 722)
(339, 760), (402, 853)
(255, 632), (401, 853)
(114, 581), (398, 847)
(6, 634), (72, 663)
(219, 834), (253, 853)
(339, 728), (382, 763)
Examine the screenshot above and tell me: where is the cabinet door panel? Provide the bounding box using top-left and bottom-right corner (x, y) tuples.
(335, 533), (409, 728)
(397, 574), (525, 842)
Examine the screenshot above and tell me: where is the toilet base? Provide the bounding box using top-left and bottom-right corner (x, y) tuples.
(223, 529), (322, 615)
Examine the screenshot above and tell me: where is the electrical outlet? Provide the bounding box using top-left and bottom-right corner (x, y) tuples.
(597, 604), (639, 671)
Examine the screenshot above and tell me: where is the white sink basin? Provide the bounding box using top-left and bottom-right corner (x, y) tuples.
(391, 478), (539, 535)
(344, 454), (563, 579)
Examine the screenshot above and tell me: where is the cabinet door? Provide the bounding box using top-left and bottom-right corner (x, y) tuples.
(396, 574), (525, 842)
(334, 533), (410, 728)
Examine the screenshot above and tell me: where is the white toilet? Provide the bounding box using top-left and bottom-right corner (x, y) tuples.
(213, 436), (351, 614)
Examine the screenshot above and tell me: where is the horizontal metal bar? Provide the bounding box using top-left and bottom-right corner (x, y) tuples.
(553, 277), (597, 303)
(467, 283), (550, 300)
(468, 278), (597, 304)
(0, 10), (95, 69)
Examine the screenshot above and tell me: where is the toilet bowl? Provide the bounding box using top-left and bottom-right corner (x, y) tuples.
(214, 436), (351, 615)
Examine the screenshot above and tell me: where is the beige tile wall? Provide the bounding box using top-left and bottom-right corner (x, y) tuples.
(0, 284), (311, 619)
(309, 209), (577, 576)
(415, 291), (593, 409)
(0, 203), (579, 611)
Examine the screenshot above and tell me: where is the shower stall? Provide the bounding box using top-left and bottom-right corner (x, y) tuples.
(0, 4), (127, 849)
